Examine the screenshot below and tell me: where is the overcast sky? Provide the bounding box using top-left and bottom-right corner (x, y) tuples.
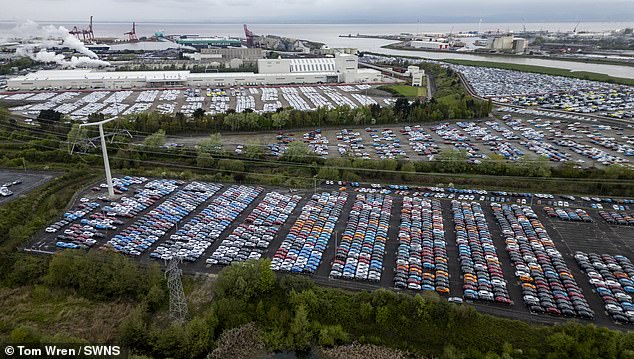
(2, 0), (634, 23)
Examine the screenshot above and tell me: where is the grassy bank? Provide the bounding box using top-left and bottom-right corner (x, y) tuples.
(443, 59), (634, 86)
(380, 44), (634, 68)
(379, 85), (427, 98)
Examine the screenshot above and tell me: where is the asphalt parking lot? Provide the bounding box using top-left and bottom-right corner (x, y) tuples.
(169, 112), (634, 168)
(26, 177), (634, 330)
(0, 169), (59, 205)
(3, 84), (392, 122)
(454, 65), (634, 119)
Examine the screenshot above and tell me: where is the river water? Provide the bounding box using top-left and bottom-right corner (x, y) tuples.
(1, 21), (633, 78)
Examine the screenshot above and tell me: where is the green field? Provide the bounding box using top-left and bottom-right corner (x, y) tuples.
(444, 59), (634, 86)
(381, 85), (427, 98)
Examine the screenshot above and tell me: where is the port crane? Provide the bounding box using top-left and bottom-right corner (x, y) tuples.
(243, 24), (255, 47)
(125, 22), (138, 42)
(69, 16), (95, 43)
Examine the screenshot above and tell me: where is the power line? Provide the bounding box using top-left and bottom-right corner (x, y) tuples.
(166, 258), (189, 323)
(4, 126), (634, 185)
(1, 121), (592, 168)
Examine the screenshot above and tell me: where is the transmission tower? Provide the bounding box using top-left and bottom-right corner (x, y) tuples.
(166, 258), (189, 323)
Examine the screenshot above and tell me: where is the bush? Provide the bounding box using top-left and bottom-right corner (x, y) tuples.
(45, 251), (165, 301)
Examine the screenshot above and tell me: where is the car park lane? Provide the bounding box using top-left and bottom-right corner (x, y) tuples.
(575, 252), (634, 324)
(491, 203), (594, 319)
(329, 193), (393, 283)
(271, 192), (348, 274)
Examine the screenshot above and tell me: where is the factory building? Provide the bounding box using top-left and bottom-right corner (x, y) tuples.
(200, 48), (264, 61)
(512, 38), (528, 54)
(313, 47), (358, 56)
(6, 54), (382, 90)
(182, 48), (264, 68)
(487, 35), (514, 50)
(175, 37), (242, 49)
(406, 66), (425, 87)
(486, 36), (527, 53)
(410, 40), (450, 50)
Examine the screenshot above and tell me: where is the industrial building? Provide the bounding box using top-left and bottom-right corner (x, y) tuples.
(410, 40), (450, 50)
(175, 37), (242, 49)
(182, 48), (264, 68)
(6, 54), (382, 90)
(486, 35), (527, 54)
(406, 66), (425, 87)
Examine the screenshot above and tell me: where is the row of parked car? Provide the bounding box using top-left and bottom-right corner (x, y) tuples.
(402, 126), (439, 159)
(303, 130), (330, 157)
(394, 198), (449, 293)
(544, 207), (593, 222)
(598, 211), (634, 226)
(271, 192), (348, 274)
(55, 222), (107, 248)
(144, 183), (231, 262)
(45, 177), (151, 249)
(330, 194), (393, 282)
(46, 201), (101, 233)
(491, 203), (594, 318)
(208, 191), (299, 265)
(575, 252), (634, 324)
(0, 179), (21, 197)
(103, 179), (180, 220)
(148, 184), (261, 263)
(452, 201), (511, 303)
(106, 181), (217, 256)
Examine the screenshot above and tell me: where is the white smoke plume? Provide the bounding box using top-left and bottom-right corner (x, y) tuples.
(10, 20), (110, 68)
(16, 47), (110, 68)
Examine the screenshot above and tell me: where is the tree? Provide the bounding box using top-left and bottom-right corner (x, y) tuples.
(244, 142), (265, 159)
(283, 141), (312, 163)
(289, 304), (312, 350)
(318, 324), (348, 347)
(401, 161), (416, 181)
(119, 305), (150, 352)
(196, 152), (215, 168)
(436, 149), (470, 173)
(272, 110), (290, 129)
(37, 110), (70, 138)
(214, 259), (276, 301)
(317, 167), (340, 180)
(66, 123), (89, 153)
(0, 106), (13, 126)
(217, 159), (245, 174)
(225, 113), (241, 132)
(184, 317), (215, 358)
(193, 108), (206, 120)
(143, 129), (166, 149)
(198, 133), (223, 155)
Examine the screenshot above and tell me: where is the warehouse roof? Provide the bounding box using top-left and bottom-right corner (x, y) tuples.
(9, 69), (341, 83)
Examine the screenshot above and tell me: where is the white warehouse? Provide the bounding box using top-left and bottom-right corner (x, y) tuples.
(6, 54), (382, 90)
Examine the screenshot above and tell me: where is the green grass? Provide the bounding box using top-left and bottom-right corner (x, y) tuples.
(381, 85), (427, 98)
(0, 286), (133, 342)
(444, 59), (634, 86)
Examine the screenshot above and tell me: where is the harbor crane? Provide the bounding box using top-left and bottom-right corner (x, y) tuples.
(69, 16), (95, 43)
(125, 22), (139, 42)
(244, 24), (255, 47)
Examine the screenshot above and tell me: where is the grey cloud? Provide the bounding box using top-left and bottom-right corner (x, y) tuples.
(1, 0), (632, 23)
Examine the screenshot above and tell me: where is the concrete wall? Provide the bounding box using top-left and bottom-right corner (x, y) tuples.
(257, 59), (291, 74)
(200, 48), (264, 60)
